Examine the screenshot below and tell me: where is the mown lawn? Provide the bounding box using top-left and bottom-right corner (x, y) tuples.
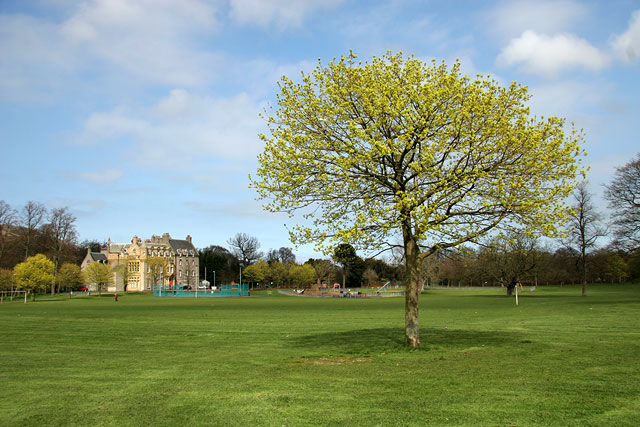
(1, 284), (639, 426)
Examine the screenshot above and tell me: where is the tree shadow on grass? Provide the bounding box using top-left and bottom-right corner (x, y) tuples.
(289, 327), (522, 354)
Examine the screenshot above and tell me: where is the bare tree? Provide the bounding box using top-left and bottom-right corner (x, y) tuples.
(605, 154), (640, 252)
(479, 231), (540, 296)
(20, 201), (46, 260)
(147, 257), (167, 288)
(267, 247), (296, 264)
(0, 201), (17, 266)
(227, 233), (263, 266)
(45, 207), (78, 294)
(564, 182), (606, 296)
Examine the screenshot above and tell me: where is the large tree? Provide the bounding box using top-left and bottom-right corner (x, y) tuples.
(243, 259), (269, 286)
(56, 263), (84, 291)
(253, 52), (584, 346)
(0, 268), (15, 291)
(266, 247), (296, 265)
(605, 153), (640, 251)
(479, 232), (540, 296)
(20, 201), (47, 261)
(84, 262), (112, 296)
(227, 233), (263, 266)
(44, 207), (78, 294)
(332, 243), (359, 288)
(307, 258), (336, 284)
(13, 254), (54, 301)
(0, 201), (17, 267)
(563, 182), (605, 296)
(199, 245), (239, 285)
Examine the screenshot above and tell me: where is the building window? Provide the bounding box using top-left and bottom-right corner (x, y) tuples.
(128, 262), (139, 273)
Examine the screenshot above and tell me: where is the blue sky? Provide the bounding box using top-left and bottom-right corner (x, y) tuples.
(1, 0), (639, 260)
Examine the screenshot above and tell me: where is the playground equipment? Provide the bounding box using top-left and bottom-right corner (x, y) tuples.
(376, 281), (391, 293)
(153, 283), (249, 298)
(375, 281), (405, 297)
(265, 284), (273, 296)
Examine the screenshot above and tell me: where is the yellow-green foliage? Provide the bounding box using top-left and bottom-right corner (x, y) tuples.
(289, 263), (316, 286)
(56, 263), (84, 290)
(243, 259), (269, 283)
(84, 262), (113, 291)
(0, 268), (15, 290)
(253, 52), (585, 255)
(13, 254), (54, 292)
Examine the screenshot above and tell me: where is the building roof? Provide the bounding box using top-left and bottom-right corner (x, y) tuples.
(107, 234), (198, 256)
(90, 252), (107, 262)
(169, 239), (197, 253)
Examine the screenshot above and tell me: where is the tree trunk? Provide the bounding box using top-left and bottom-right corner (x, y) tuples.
(52, 258), (59, 296)
(506, 283), (515, 297)
(581, 256), (587, 297)
(404, 235), (421, 347)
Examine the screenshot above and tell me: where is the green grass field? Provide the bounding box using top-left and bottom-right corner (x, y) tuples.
(1, 284), (639, 426)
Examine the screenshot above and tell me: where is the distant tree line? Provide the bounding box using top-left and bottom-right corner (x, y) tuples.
(198, 234), (404, 289)
(0, 200), (102, 270)
(0, 200), (105, 297)
(2, 153), (638, 295)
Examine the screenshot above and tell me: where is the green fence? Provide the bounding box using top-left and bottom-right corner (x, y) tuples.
(153, 284), (250, 298)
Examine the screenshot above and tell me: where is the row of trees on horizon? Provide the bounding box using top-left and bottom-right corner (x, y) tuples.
(1, 152), (638, 293)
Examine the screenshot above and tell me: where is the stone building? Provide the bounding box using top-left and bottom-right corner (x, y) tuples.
(81, 233), (199, 292)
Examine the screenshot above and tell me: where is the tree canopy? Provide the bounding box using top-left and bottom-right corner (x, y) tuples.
(605, 153), (640, 251)
(227, 233), (263, 266)
(253, 52), (585, 345)
(84, 262), (112, 295)
(13, 254), (54, 300)
(56, 263), (84, 291)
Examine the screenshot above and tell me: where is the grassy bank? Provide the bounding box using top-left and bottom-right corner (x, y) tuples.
(1, 284), (639, 426)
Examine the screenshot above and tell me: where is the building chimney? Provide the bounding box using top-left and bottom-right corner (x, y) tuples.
(186, 235), (192, 244)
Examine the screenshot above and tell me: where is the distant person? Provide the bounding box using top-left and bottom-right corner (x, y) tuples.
(114, 293), (118, 302)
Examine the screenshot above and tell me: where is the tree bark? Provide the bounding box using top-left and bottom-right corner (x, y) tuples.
(404, 234), (421, 347)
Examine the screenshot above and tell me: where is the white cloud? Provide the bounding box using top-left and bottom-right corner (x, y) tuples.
(229, 0), (342, 29)
(497, 30), (610, 77)
(80, 109), (150, 142)
(487, 0), (588, 39)
(79, 168), (125, 184)
(0, 14), (76, 102)
(77, 90), (266, 169)
(0, 0), (221, 103)
(526, 79), (616, 122)
(611, 9), (640, 62)
(61, 0), (219, 86)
